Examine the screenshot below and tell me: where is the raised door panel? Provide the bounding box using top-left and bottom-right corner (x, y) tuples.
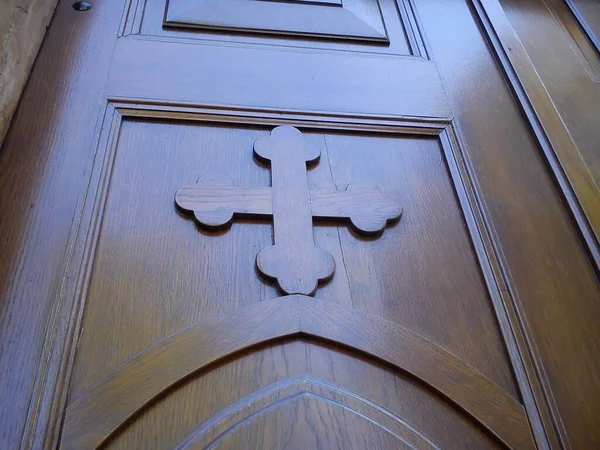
(165, 0), (388, 42)
(124, 0), (424, 57)
(61, 114), (532, 449)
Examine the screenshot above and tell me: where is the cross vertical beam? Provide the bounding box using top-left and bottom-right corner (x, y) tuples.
(254, 126), (335, 295)
(175, 126), (402, 296)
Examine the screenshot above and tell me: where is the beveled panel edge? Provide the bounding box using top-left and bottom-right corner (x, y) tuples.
(110, 99), (450, 134)
(21, 104), (448, 450)
(470, 1), (600, 446)
(120, 0), (146, 37)
(121, 0), (429, 58)
(20, 104), (124, 450)
(542, 0), (600, 82)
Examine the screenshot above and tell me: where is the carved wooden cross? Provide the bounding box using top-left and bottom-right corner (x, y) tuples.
(175, 126), (402, 295)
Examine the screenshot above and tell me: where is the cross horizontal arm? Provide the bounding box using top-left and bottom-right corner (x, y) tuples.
(175, 173), (271, 227)
(176, 175), (401, 233)
(311, 182), (402, 233)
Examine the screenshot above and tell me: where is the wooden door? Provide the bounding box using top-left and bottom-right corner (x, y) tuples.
(2, 0), (600, 449)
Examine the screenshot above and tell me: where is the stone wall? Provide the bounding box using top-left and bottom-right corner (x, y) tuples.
(0, 0), (58, 146)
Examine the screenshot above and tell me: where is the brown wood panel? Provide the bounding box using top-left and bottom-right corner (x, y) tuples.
(132, 0), (420, 57)
(474, 0), (600, 262)
(105, 342), (504, 450)
(176, 375), (437, 450)
(2, 0), (600, 448)
(62, 118), (525, 448)
(206, 395), (414, 449)
(417, 0), (600, 447)
(494, 0), (600, 258)
(105, 38), (451, 119)
(165, 0), (388, 42)
(175, 125), (401, 294)
(0, 1), (127, 448)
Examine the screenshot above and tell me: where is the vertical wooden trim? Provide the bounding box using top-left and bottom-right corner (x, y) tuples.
(470, 0), (600, 275)
(564, 0), (600, 53)
(19, 105), (123, 450)
(441, 125), (561, 449)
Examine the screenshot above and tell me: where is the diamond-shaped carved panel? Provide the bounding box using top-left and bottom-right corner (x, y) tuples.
(165, 0), (389, 42)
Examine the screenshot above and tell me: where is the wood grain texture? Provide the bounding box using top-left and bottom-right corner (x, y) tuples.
(196, 393), (415, 449)
(0, 2), (127, 448)
(420, 1), (600, 447)
(62, 296), (533, 450)
(480, 0), (600, 262)
(175, 179), (403, 229)
(3, 0), (600, 448)
(176, 173), (272, 227)
(165, 0), (388, 42)
(565, 0), (600, 51)
(471, 1), (600, 446)
(60, 118), (530, 450)
(105, 38), (451, 120)
(254, 126), (335, 294)
(540, 0), (600, 80)
(176, 125), (401, 295)
(131, 0), (422, 57)
(176, 375), (439, 450)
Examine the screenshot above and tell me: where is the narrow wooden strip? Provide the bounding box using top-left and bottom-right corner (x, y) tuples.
(254, 126), (335, 295)
(62, 296), (532, 449)
(176, 182), (272, 227)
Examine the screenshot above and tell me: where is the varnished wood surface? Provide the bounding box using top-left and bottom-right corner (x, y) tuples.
(176, 125), (401, 295)
(132, 0), (421, 57)
(1, 0), (600, 449)
(105, 37), (451, 120)
(484, 0), (600, 445)
(565, 0), (600, 51)
(176, 178), (404, 231)
(492, 0), (600, 261)
(166, 0), (388, 41)
(0, 1), (128, 448)
(64, 120), (523, 449)
(176, 375), (439, 450)
(63, 296), (532, 450)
